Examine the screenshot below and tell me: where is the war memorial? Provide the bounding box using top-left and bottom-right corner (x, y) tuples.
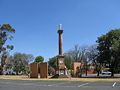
(29, 24), (69, 78)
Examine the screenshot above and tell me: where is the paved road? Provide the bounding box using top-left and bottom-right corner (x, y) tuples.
(0, 79), (119, 90)
(82, 74), (120, 77)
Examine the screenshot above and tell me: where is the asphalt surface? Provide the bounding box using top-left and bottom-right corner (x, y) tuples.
(81, 74), (120, 78)
(0, 79), (119, 90)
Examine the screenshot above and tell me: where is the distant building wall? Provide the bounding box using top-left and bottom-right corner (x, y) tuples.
(40, 62), (48, 78)
(87, 64), (96, 74)
(72, 62), (81, 77)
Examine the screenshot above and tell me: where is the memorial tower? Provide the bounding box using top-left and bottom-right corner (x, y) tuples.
(52, 24), (68, 78)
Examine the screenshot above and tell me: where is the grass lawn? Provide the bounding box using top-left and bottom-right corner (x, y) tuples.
(0, 75), (120, 82)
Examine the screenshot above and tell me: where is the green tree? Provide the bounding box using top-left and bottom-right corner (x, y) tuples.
(34, 56), (44, 73)
(86, 45), (100, 76)
(48, 66), (55, 75)
(34, 56), (44, 63)
(97, 29), (120, 77)
(0, 24), (15, 74)
(9, 53), (34, 75)
(48, 56), (57, 69)
(48, 56), (57, 75)
(0, 24), (15, 54)
(64, 55), (72, 70)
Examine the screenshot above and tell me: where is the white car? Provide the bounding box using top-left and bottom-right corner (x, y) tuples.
(101, 70), (111, 75)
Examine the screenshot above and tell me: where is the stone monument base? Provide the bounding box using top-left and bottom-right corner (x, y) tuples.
(51, 69), (69, 78)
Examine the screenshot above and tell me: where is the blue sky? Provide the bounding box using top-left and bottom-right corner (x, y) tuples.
(1, 0), (120, 61)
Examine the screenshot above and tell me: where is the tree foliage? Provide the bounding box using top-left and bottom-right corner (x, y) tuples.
(0, 24), (15, 54)
(34, 56), (44, 63)
(9, 53), (34, 75)
(34, 56), (44, 73)
(96, 29), (120, 76)
(63, 45), (89, 71)
(48, 56), (57, 69)
(48, 66), (55, 75)
(0, 24), (15, 74)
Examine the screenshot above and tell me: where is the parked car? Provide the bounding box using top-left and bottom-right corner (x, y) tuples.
(101, 70), (111, 75)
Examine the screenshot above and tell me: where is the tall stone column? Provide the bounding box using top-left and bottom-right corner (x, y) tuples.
(58, 30), (63, 56)
(51, 24), (68, 78)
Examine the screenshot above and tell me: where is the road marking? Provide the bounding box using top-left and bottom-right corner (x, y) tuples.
(78, 83), (89, 87)
(112, 82), (116, 87)
(48, 82), (71, 86)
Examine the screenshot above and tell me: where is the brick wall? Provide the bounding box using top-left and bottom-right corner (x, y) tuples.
(30, 63), (38, 78)
(40, 62), (48, 78)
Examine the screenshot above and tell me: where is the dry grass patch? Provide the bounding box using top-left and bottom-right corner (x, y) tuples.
(0, 75), (120, 82)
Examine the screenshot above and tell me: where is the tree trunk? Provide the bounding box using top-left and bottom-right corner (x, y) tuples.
(85, 68), (87, 76)
(79, 68), (82, 77)
(97, 71), (100, 76)
(0, 67), (3, 75)
(16, 71), (18, 75)
(111, 68), (114, 77)
(110, 62), (115, 77)
(111, 72), (114, 77)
